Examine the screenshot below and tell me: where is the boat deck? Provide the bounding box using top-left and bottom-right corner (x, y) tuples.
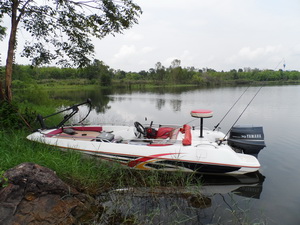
(55, 130), (100, 141)
(46, 126), (187, 146)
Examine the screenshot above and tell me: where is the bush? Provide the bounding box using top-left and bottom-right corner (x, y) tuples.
(12, 80), (27, 89)
(0, 101), (36, 130)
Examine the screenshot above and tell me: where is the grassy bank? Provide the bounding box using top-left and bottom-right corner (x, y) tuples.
(13, 78), (300, 94)
(35, 78), (100, 90)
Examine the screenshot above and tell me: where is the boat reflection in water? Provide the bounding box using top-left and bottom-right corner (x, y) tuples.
(199, 171), (265, 199)
(97, 172), (265, 224)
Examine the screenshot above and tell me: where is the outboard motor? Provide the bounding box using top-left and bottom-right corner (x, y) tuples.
(228, 125), (266, 157)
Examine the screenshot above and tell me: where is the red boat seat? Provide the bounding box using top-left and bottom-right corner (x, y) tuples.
(147, 128), (180, 146)
(72, 126), (103, 132)
(156, 127), (174, 139)
(182, 124), (192, 146)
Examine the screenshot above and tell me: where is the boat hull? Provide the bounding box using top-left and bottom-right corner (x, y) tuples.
(27, 125), (260, 175)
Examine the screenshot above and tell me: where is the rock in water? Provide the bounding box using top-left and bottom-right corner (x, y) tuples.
(0, 162), (101, 224)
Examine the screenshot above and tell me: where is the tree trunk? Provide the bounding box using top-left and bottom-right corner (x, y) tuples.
(5, 0), (19, 102)
(0, 79), (4, 101)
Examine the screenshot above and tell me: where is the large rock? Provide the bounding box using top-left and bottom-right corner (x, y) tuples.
(0, 162), (101, 224)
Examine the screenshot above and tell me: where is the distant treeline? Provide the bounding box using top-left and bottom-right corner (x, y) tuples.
(1, 59), (300, 88)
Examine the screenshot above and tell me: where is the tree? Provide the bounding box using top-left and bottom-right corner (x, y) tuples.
(171, 59), (181, 68)
(83, 59), (112, 85)
(114, 69), (126, 80)
(155, 62), (166, 81)
(169, 59), (182, 83)
(0, 0), (142, 102)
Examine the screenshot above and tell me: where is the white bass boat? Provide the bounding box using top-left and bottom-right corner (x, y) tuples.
(27, 99), (266, 175)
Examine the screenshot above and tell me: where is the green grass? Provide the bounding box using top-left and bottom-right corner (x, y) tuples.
(36, 81), (100, 90)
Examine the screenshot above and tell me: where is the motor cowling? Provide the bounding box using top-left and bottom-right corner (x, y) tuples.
(228, 125), (266, 157)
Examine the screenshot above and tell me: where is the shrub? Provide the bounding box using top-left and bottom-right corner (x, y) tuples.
(0, 101), (36, 130)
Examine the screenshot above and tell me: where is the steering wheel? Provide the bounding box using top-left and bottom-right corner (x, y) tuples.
(134, 121), (145, 138)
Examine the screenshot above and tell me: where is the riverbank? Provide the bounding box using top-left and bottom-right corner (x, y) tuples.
(13, 77), (300, 92)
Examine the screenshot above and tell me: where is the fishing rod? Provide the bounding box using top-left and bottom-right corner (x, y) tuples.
(213, 86), (250, 131)
(216, 59), (285, 137)
(220, 86), (263, 143)
(185, 85), (251, 130)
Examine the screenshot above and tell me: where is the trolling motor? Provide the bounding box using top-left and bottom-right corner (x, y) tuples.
(37, 98), (92, 129)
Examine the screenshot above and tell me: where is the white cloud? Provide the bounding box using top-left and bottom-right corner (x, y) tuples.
(226, 45), (285, 67)
(141, 46), (154, 53)
(181, 50), (192, 61)
(124, 32), (144, 41)
(240, 46), (283, 59)
(113, 45), (137, 59)
(113, 45), (153, 60)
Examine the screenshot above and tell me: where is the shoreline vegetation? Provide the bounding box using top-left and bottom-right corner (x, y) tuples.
(1, 61), (300, 91)
(1, 63), (299, 194)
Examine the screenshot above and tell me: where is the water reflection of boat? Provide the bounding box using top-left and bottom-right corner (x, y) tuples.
(198, 172), (265, 199)
(98, 172), (265, 224)
(110, 172), (265, 200)
(27, 99), (266, 175)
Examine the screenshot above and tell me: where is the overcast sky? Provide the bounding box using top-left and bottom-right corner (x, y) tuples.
(1, 0), (300, 72)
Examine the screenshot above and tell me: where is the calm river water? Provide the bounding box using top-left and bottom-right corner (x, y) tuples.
(49, 84), (300, 224)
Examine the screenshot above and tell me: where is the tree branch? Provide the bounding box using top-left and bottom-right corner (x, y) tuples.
(17, 0), (32, 23)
